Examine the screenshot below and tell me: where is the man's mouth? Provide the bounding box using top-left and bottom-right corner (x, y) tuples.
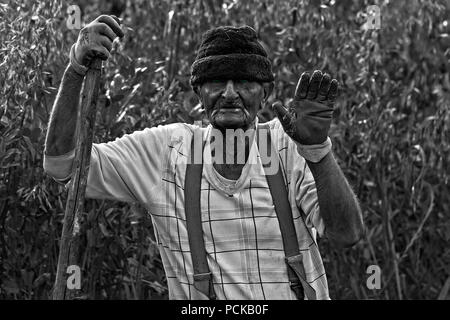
(217, 101), (248, 112)
(213, 107), (251, 119)
(213, 104), (243, 114)
(218, 107), (243, 112)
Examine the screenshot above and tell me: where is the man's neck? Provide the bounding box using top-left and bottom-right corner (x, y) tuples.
(210, 122), (257, 180)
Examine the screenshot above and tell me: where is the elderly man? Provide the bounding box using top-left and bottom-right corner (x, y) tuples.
(44, 15), (364, 300)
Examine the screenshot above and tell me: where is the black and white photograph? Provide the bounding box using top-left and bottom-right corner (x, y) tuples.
(0, 0), (449, 309)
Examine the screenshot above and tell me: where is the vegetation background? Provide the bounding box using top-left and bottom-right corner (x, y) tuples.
(0, 0), (449, 299)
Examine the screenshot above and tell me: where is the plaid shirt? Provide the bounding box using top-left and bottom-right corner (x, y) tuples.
(44, 118), (330, 300)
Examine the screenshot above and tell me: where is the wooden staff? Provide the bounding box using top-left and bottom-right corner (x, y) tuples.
(53, 58), (103, 299)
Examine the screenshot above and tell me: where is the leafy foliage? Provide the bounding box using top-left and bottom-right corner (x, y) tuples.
(0, 0), (449, 299)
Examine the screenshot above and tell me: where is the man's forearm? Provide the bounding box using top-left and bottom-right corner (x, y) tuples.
(44, 64), (84, 156)
(307, 152), (365, 247)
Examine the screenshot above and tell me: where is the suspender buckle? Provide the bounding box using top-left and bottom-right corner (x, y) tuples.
(193, 272), (216, 300)
(286, 254), (317, 300)
(289, 280), (304, 300)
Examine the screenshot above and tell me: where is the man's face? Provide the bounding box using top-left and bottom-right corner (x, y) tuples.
(198, 80), (267, 131)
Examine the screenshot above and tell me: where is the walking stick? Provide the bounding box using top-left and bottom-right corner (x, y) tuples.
(53, 58), (103, 299)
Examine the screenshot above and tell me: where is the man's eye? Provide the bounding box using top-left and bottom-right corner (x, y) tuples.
(237, 80), (252, 86)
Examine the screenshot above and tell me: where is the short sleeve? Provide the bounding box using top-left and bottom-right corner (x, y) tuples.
(44, 125), (169, 205)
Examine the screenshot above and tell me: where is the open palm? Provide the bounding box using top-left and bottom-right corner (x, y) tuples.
(273, 70), (339, 145)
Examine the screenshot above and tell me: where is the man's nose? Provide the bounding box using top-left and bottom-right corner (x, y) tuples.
(222, 80), (239, 99)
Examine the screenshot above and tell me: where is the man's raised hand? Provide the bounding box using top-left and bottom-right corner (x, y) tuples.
(272, 70), (339, 145)
(74, 15), (124, 66)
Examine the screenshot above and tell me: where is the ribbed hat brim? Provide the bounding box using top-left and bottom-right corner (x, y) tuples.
(190, 53), (274, 87)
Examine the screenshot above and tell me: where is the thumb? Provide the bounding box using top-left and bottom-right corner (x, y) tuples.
(272, 101), (298, 140)
(272, 101), (293, 128)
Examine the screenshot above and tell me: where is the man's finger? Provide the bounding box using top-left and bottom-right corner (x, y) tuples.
(327, 79), (339, 105)
(90, 44), (110, 61)
(294, 72), (310, 100)
(98, 15), (124, 38)
(96, 23), (117, 42)
(317, 73), (331, 101)
(272, 101), (293, 128)
(306, 70), (322, 100)
(99, 35), (113, 52)
(110, 15), (122, 26)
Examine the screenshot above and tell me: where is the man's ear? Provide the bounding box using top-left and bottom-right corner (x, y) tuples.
(262, 82), (274, 101)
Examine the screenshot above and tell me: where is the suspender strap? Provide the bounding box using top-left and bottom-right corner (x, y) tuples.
(184, 124), (316, 300)
(184, 130), (216, 300)
(256, 124), (316, 300)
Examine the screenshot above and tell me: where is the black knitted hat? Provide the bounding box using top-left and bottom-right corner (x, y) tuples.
(190, 26), (274, 87)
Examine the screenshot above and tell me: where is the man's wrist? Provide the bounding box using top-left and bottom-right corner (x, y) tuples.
(295, 137), (332, 163)
(66, 63), (85, 81)
(69, 44), (88, 76)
